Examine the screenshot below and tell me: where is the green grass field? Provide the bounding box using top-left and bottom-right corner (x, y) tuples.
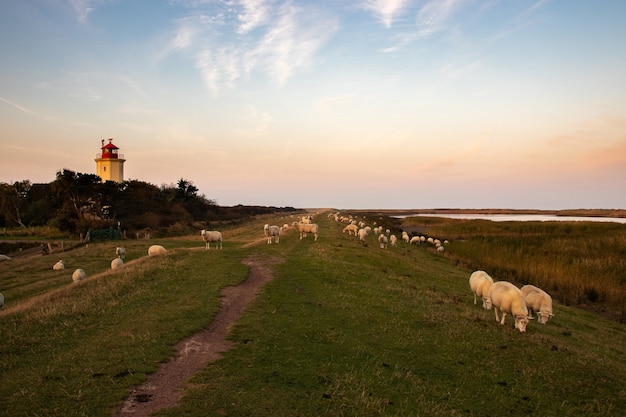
(1, 211), (625, 416)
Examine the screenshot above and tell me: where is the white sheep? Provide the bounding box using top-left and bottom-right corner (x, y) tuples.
(53, 260), (65, 270)
(115, 247), (126, 259)
(201, 230), (223, 249)
(488, 281), (532, 332)
(410, 236), (420, 244)
(264, 224), (281, 244)
(292, 222), (319, 241)
(389, 235), (398, 247)
(378, 234), (388, 249)
(72, 268), (86, 283)
(358, 228), (369, 243)
(521, 285), (554, 324)
(148, 245), (167, 256)
(111, 258), (123, 270)
(402, 231), (409, 243)
(469, 270), (494, 310)
(437, 245), (445, 252)
(343, 224), (359, 236)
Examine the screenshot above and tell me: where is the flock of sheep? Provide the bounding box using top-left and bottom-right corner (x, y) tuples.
(262, 215), (320, 244)
(469, 270), (554, 333)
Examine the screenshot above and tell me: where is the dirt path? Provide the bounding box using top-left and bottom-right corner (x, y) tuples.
(114, 255), (284, 416)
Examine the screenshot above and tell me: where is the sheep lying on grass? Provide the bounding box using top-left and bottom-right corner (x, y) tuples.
(488, 281), (532, 332)
(292, 222), (319, 241)
(53, 260), (65, 270)
(469, 270), (494, 310)
(264, 224), (281, 244)
(201, 230), (223, 250)
(521, 285), (554, 324)
(72, 269), (86, 283)
(116, 247), (126, 259)
(111, 258), (123, 270)
(148, 245), (167, 256)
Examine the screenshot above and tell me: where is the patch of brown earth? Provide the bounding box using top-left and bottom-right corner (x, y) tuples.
(114, 255), (284, 416)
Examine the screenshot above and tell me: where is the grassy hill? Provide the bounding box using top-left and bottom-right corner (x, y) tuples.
(1, 210), (625, 416)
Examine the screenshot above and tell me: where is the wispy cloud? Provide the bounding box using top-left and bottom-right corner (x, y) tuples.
(236, 0), (271, 34)
(416, 0), (465, 38)
(361, 0), (409, 28)
(0, 96), (32, 113)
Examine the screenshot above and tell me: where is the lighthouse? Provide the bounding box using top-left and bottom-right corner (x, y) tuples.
(95, 138), (125, 183)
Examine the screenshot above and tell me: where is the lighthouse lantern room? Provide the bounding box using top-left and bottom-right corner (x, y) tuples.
(95, 138), (125, 182)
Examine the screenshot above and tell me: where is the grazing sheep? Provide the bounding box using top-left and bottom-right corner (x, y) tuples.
(201, 229), (223, 249)
(53, 260), (65, 270)
(390, 235), (398, 247)
(488, 281), (532, 332)
(521, 285), (554, 324)
(0, 254), (11, 261)
(293, 222), (319, 241)
(111, 258), (123, 270)
(343, 224), (359, 236)
(358, 228), (369, 243)
(402, 231), (409, 243)
(436, 245), (445, 252)
(378, 234), (388, 249)
(72, 268), (86, 283)
(115, 247), (126, 259)
(469, 270), (494, 310)
(0, 293), (4, 308)
(148, 245), (167, 256)
(264, 224), (281, 244)
(410, 236), (420, 244)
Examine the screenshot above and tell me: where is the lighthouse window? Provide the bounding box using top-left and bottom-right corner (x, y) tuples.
(103, 167), (107, 172)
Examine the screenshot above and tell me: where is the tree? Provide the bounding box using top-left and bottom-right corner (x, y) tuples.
(0, 180), (31, 227)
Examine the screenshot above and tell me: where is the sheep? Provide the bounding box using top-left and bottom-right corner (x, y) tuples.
(111, 258), (123, 270)
(115, 247), (126, 259)
(0, 293), (4, 308)
(264, 224), (281, 244)
(201, 229), (223, 249)
(469, 270), (494, 310)
(437, 245), (445, 252)
(148, 245), (167, 256)
(72, 268), (86, 283)
(378, 234), (388, 249)
(410, 236), (420, 244)
(402, 231), (409, 243)
(488, 281), (532, 332)
(358, 228), (369, 243)
(292, 222), (319, 241)
(521, 285), (554, 324)
(343, 224), (359, 236)
(389, 235), (398, 247)
(53, 260), (65, 270)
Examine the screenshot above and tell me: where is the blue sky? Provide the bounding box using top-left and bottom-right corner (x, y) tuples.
(1, 0), (625, 209)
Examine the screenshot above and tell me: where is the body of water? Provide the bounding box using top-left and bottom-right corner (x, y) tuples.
(395, 213), (626, 224)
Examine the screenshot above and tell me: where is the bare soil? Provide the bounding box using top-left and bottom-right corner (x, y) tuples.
(113, 255), (284, 416)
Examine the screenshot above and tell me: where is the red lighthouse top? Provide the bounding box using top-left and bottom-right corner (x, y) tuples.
(100, 138), (120, 159)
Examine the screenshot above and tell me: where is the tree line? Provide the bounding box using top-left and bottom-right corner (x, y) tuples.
(0, 169), (295, 236)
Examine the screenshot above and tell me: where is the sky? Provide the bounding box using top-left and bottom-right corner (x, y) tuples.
(1, 0), (625, 210)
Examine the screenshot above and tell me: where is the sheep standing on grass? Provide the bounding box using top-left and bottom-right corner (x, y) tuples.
(343, 224), (359, 236)
(264, 224), (281, 244)
(390, 235), (398, 247)
(378, 234), (388, 249)
(358, 228), (369, 244)
(72, 269), (86, 283)
(488, 281), (532, 332)
(116, 247), (126, 259)
(293, 222), (319, 241)
(410, 236), (420, 245)
(53, 260), (65, 270)
(148, 245), (167, 256)
(201, 230), (223, 249)
(469, 270), (494, 309)
(111, 258), (123, 270)
(402, 231), (409, 243)
(521, 285), (554, 324)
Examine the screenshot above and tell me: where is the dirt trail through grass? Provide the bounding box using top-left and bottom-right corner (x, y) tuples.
(114, 255), (284, 417)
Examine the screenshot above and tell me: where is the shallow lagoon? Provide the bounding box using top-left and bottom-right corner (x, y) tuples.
(396, 213), (626, 224)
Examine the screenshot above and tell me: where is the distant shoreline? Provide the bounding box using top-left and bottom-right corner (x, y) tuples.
(347, 208), (626, 219)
